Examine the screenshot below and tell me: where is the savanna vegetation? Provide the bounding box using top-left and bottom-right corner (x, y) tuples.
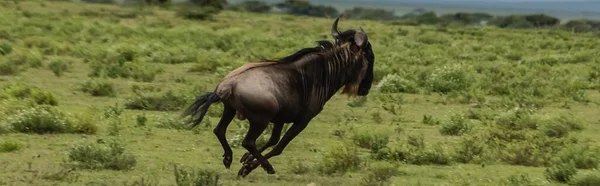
(1, 0), (600, 185)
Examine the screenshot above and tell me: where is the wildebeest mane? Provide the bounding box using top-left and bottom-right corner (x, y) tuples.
(261, 40), (335, 64)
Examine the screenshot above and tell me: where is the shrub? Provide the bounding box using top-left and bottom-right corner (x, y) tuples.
(155, 114), (191, 130)
(136, 114), (147, 127)
(0, 39), (11, 55)
(569, 173), (600, 186)
(454, 132), (488, 163)
(545, 162), (578, 183)
(173, 164), (221, 186)
(439, 112), (470, 136)
(0, 60), (21, 75)
(5, 50), (43, 68)
(47, 56), (74, 77)
(0, 141), (22, 153)
(288, 159), (310, 175)
(494, 106), (539, 131)
(318, 143), (361, 175)
(0, 83), (58, 106)
(422, 114), (440, 125)
(426, 63), (473, 94)
(408, 143), (453, 165)
(125, 90), (189, 111)
(383, 134), (454, 166)
(556, 143), (600, 169)
(67, 140), (137, 170)
(505, 173), (537, 186)
(4, 106), (97, 135)
(79, 79), (116, 97)
(352, 130), (390, 153)
(376, 73), (419, 94)
(89, 57), (163, 83)
(360, 162), (401, 186)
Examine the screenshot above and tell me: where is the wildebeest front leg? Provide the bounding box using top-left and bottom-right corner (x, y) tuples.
(237, 120), (275, 178)
(214, 105), (236, 169)
(240, 118), (311, 175)
(240, 122), (284, 164)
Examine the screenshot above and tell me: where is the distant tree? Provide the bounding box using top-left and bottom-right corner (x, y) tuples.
(189, 0), (228, 10)
(563, 20), (594, 33)
(585, 20), (600, 28)
(233, 1), (271, 13)
(344, 7), (398, 20)
(524, 14), (560, 27)
(275, 0), (338, 18)
(81, 0), (115, 4)
(415, 11), (438, 24)
(439, 12), (493, 26)
(491, 15), (534, 29)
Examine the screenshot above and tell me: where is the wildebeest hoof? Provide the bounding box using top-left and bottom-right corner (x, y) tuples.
(223, 154), (232, 169)
(264, 166), (276, 174)
(237, 163), (257, 178)
(237, 167), (249, 178)
(240, 152), (254, 163)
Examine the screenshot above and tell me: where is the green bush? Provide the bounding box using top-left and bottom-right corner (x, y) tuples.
(376, 73), (419, 94)
(422, 114), (440, 125)
(505, 173), (537, 186)
(318, 143), (361, 175)
(439, 112), (470, 136)
(454, 132), (488, 163)
(352, 130), (390, 153)
(0, 83), (59, 106)
(79, 79), (116, 97)
(426, 63), (473, 94)
(0, 39), (11, 55)
(360, 162), (401, 186)
(384, 134), (454, 166)
(3, 105), (97, 135)
(173, 164), (221, 186)
(67, 140), (136, 170)
(288, 159), (310, 175)
(88, 50), (164, 83)
(556, 143), (600, 169)
(545, 162), (578, 183)
(569, 173), (600, 186)
(0, 60), (21, 75)
(407, 143), (453, 165)
(155, 114), (191, 130)
(47, 56), (74, 77)
(7, 49), (43, 68)
(0, 141), (22, 153)
(125, 90), (189, 111)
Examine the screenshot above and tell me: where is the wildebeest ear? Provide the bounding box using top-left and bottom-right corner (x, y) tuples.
(353, 28), (368, 48)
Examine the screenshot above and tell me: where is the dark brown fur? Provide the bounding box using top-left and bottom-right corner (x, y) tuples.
(181, 15), (375, 178)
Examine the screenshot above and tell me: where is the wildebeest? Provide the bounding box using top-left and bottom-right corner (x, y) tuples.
(181, 15), (375, 177)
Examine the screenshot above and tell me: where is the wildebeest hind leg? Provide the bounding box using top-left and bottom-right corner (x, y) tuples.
(240, 122), (284, 164)
(213, 104), (236, 169)
(237, 120), (275, 177)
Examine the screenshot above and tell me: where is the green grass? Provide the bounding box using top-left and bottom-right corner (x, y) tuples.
(1, 0), (600, 185)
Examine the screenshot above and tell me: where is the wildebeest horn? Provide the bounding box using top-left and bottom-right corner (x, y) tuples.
(331, 14), (343, 40)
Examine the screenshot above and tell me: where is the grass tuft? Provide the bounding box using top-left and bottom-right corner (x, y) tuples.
(66, 140), (137, 171)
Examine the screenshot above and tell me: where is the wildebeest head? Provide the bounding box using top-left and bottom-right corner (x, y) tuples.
(331, 16), (375, 96)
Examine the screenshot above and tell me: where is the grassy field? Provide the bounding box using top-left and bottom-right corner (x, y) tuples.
(1, 0), (600, 186)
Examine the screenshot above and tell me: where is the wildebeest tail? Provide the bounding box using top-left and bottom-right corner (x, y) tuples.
(181, 92), (220, 128)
